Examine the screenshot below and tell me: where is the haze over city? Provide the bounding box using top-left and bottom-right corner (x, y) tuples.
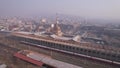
(0, 0), (120, 68)
(0, 0), (120, 20)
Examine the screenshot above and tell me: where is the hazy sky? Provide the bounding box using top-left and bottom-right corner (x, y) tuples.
(0, 0), (120, 19)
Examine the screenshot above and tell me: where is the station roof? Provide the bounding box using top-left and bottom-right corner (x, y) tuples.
(22, 50), (82, 68)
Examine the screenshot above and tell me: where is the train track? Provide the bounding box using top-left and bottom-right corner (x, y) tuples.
(0, 43), (20, 53)
(20, 41), (120, 67)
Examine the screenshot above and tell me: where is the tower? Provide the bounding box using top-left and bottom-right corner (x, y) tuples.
(50, 14), (63, 36)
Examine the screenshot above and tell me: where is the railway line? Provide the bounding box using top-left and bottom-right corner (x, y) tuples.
(9, 35), (120, 62)
(0, 38), (119, 68)
(20, 41), (120, 67)
(5, 33), (120, 67)
(0, 43), (20, 53)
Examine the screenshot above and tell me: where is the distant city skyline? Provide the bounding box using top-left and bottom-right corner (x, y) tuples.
(0, 0), (120, 20)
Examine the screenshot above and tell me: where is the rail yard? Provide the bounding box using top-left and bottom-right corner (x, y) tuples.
(0, 31), (119, 68)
